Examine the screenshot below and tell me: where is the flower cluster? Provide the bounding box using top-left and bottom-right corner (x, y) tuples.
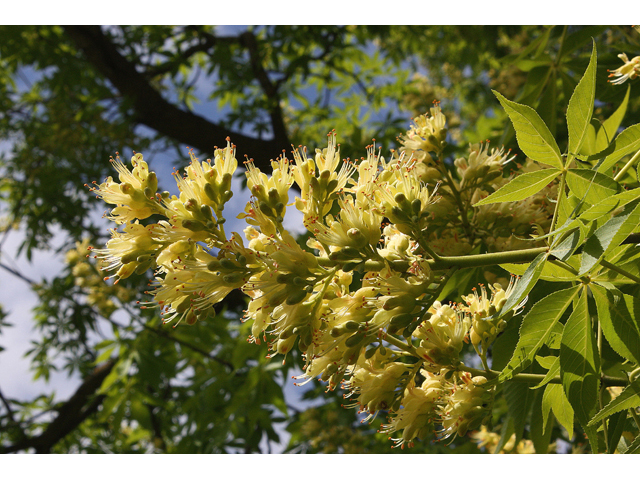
(65, 239), (132, 317)
(88, 109), (545, 446)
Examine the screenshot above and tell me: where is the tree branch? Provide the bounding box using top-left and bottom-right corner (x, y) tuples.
(1, 360), (115, 454)
(63, 26), (288, 170)
(240, 31), (290, 149)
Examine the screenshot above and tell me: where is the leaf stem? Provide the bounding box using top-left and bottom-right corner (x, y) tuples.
(597, 318), (609, 452)
(600, 259), (640, 284)
(437, 153), (474, 241)
(382, 331), (420, 357)
(428, 246), (548, 270)
(549, 169), (567, 240)
(613, 148), (640, 183)
(459, 365), (628, 387)
(317, 246), (549, 271)
(548, 257), (578, 275)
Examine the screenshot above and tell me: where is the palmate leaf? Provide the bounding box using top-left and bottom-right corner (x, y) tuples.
(566, 42), (597, 157)
(587, 379), (640, 427)
(597, 124), (640, 174)
(497, 252), (547, 316)
(559, 288), (601, 453)
(579, 200), (640, 275)
(565, 169), (620, 207)
(542, 383), (574, 440)
(550, 228), (582, 262)
(498, 285), (580, 382)
(473, 168), (560, 206)
(623, 433), (640, 454)
(590, 284), (640, 365)
(595, 85), (630, 152)
(606, 411), (628, 454)
(530, 389), (554, 453)
(503, 381), (536, 445)
(493, 91), (564, 169)
(501, 256), (579, 282)
(532, 355), (560, 390)
(577, 188), (640, 224)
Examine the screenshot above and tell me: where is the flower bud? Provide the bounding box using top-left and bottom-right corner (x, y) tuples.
(286, 289), (308, 305)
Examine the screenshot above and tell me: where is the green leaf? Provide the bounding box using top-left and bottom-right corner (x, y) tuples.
(577, 188), (640, 224)
(550, 229), (582, 262)
(623, 433), (640, 454)
(494, 416), (516, 453)
(565, 169), (620, 206)
(591, 284), (640, 365)
(530, 389), (554, 454)
(577, 121), (598, 156)
(606, 410), (628, 454)
(536, 355), (557, 369)
(559, 289), (601, 452)
(503, 381), (535, 444)
(566, 42), (597, 157)
(497, 252), (547, 316)
(542, 383), (574, 440)
(473, 168), (560, 206)
(94, 345), (116, 365)
(537, 70), (558, 137)
(580, 200), (640, 275)
(98, 354), (133, 394)
(532, 356), (560, 390)
(596, 85), (630, 151)
(493, 90), (564, 168)
(499, 285), (580, 381)
(558, 26), (606, 60)
(597, 124), (640, 174)
(588, 379), (640, 426)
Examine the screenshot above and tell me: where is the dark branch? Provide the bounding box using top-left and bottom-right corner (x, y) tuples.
(63, 26), (288, 170)
(142, 27), (242, 78)
(1, 360), (115, 454)
(239, 31), (289, 149)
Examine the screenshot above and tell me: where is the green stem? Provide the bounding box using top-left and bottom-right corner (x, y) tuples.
(317, 246), (548, 272)
(440, 165), (474, 241)
(383, 332), (419, 357)
(428, 246), (548, 270)
(629, 367), (640, 382)
(459, 365), (628, 387)
(613, 149), (640, 183)
(417, 238), (442, 261)
(598, 318), (609, 452)
(600, 259), (640, 284)
(548, 258), (578, 275)
(549, 169), (567, 238)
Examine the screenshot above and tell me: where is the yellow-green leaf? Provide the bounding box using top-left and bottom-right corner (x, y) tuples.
(567, 42), (597, 156)
(588, 379), (640, 426)
(473, 168), (560, 206)
(560, 289), (600, 451)
(494, 91), (564, 169)
(591, 284), (640, 365)
(499, 285), (579, 382)
(542, 383), (574, 440)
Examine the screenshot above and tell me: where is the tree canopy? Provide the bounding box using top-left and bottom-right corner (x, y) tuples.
(1, 25), (639, 454)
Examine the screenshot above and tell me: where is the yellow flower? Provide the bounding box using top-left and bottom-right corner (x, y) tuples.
(379, 372), (445, 448)
(90, 221), (163, 282)
(399, 105), (448, 159)
(414, 301), (471, 366)
(439, 373), (493, 439)
(88, 153), (160, 224)
(344, 361), (409, 417)
(608, 53), (640, 85)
